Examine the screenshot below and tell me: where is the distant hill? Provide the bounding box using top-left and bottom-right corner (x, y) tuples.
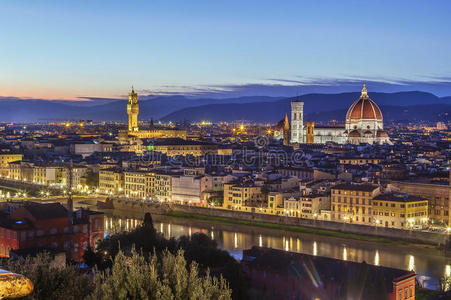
(161, 91), (451, 123)
(305, 104), (451, 123)
(1, 91), (450, 123)
(0, 95), (282, 123)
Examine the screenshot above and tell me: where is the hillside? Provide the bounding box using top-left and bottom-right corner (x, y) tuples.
(161, 91), (450, 123)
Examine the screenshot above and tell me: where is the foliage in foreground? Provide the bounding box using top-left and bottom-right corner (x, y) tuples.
(5, 253), (93, 300)
(3, 249), (231, 300)
(89, 249), (231, 300)
(85, 213), (247, 299)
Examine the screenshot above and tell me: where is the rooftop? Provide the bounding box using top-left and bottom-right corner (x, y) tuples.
(373, 193), (426, 203)
(331, 183), (379, 192)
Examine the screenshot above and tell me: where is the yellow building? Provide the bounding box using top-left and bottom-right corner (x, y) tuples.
(331, 184), (380, 225)
(0, 154), (23, 177)
(300, 193), (330, 219)
(223, 183), (264, 212)
(99, 168), (124, 195)
(372, 193), (428, 229)
(0, 154), (23, 169)
(391, 181), (451, 225)
(267, 192), (297, 215)
(124, 170), (155, 199)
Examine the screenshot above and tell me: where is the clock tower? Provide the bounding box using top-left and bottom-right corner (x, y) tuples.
(127, 87), (139, 132)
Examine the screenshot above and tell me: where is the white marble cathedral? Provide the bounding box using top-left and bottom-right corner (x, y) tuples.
(290, 84), (390, 145)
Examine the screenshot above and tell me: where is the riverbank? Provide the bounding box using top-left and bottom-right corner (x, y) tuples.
(166, 211), (415, 245)
(109, 198), (449, 246)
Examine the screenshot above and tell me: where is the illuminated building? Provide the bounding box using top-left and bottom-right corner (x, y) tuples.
(118, 88), (187, 142)
(372, 193), (428, 229)
(331, 184), (380, 224)
(223, 182), (264, 211)
(127, 87), (139, 132)
(0, 154), (23, 177)
(124, 170), (155, 199)
(154, 172), (173, 202)
(289, 84), (391, 145)
(99, 168), (124, 195)
(391, 181), (451, 225)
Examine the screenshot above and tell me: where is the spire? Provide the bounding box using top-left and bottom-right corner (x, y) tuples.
(129, 86), (138, 104)
(361, 83), (368, 98)
(284, 113), (290, 129)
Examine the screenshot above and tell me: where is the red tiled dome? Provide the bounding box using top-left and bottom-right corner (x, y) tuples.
(348, 130), (361, 137)
(346, 85), (383, 121)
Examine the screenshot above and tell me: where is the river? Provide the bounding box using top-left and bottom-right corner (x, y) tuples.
(99, 208), (451, 290)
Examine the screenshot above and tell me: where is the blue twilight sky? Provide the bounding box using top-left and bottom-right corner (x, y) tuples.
(1, 0), (451, 100)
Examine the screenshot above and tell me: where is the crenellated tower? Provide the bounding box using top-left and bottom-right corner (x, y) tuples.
(127, 87), (139, 132)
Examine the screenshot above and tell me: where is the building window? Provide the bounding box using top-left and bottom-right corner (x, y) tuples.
(37, 230), (44, 236)
(83, 225), (88, 233)
(50, 228), (57, 235)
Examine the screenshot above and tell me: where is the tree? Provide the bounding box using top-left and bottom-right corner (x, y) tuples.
(4, 253), (94, 300)
(85, 171), (99, 188)
(89, 249), (232, 300)
(89, 213), (248, 299)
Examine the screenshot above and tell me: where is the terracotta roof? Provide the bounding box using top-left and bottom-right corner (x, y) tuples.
(23, 202), (67, 220)
(332, 183), (379, 192)
(348, 130), (361, 137)
(346, 86), (383, 121)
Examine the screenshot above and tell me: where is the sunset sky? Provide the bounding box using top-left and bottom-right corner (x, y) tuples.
(1, 0), (451, 100)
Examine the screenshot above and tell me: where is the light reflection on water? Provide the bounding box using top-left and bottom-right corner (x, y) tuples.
(103, 215), (451, 290)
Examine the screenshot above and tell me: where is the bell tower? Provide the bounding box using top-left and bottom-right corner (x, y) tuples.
(127, 87), (139, 132)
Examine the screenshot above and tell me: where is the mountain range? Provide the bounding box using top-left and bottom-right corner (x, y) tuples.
(1, 91), (450, 123)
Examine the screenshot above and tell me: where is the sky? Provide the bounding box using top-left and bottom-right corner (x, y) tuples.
(1, 0), (451, 100)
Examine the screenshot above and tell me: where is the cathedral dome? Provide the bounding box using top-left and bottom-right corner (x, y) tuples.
(346, 84), (382, 121)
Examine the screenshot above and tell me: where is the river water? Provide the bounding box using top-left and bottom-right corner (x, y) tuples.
(100, 209), (451, 290)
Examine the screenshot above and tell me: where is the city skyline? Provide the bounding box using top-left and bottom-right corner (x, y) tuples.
(1, 1), (451, 100)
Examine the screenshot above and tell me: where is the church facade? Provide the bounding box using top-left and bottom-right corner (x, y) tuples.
(289, 85), (390, 145)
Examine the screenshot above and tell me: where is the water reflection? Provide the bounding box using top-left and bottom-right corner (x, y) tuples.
(103, 215), (451, 289)
(409, 255), (415, 272)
